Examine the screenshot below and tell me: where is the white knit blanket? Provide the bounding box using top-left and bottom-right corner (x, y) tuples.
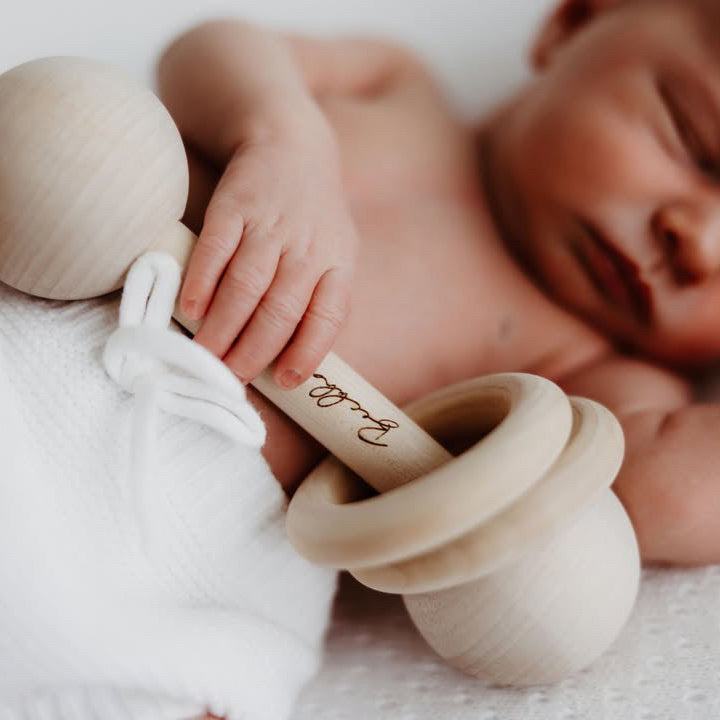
(0, 256), (337, 720)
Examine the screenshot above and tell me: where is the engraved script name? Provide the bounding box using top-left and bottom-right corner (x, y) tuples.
(308, 373), (399, 447)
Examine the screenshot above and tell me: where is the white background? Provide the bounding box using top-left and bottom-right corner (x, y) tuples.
(1, 0), (555, 119)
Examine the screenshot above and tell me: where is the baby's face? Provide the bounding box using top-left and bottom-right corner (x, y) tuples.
(487, 0), (720, 365)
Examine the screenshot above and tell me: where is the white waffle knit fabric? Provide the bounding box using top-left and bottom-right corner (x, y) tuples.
(0, 254), (337, 720)
(293, 568), (720, 720)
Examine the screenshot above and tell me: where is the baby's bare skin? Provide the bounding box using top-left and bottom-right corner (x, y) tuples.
(254, 81), (612, 477)
(179, 55), (685, 560)
(159, 7), (720, 718)
(161, 5), (720, 570)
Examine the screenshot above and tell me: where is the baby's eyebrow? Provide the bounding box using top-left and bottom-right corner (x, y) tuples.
(662, 69), (720, 140)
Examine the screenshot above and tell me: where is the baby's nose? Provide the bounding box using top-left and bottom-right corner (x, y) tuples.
(651, 197), (720, 284)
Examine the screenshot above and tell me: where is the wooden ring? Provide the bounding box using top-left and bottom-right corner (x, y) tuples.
(286, 373), (573, 569)
(352, 396), (624, 594)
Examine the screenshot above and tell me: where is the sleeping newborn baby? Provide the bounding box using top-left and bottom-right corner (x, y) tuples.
(3, 0), (719, 718)
(161, 0), (720, 568)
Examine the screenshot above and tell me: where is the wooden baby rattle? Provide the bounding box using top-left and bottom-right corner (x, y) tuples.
(0, 56), (640, 685)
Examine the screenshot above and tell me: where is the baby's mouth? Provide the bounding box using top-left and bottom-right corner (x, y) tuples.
(574, 225), (654, 326)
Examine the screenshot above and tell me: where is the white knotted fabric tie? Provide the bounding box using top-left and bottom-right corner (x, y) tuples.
(103, 251), (266, 546)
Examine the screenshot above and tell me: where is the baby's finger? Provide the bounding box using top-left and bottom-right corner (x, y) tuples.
(180, 187), (245, 321)
(272, 266), (352, 389)
(223, 254), (317, 383)
(192, 239), (279, 358)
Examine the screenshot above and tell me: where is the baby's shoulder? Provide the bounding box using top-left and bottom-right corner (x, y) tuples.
(555, 350), (693, 421)
(318, 59), (474, 205)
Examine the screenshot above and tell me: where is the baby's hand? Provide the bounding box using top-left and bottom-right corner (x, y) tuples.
(182, 136), (358, 389)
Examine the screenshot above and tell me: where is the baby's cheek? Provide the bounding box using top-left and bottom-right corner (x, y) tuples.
(642, 285), (720, 364)
(518, 69), (676, 211)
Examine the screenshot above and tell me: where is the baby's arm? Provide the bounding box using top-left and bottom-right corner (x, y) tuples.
(158, 22), (422, 165)
(558, 355), (720, 566)
(157, 24), (427, 390)
(158, 23), (362, 388)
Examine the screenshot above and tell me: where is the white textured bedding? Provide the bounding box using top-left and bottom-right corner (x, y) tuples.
(3, 1), (720, 717)
(293, 570), (720, 720)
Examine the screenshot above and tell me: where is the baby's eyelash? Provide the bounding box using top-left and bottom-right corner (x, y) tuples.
(657, 80), (718, 178)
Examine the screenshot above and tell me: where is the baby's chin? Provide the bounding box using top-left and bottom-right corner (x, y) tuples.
(561, 288), (720, 369)
(630, 330), (720, 371)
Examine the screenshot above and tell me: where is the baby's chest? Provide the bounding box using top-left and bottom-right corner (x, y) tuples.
(333, 195), (610, 406)
(318, 85), (476, 211)
(334, 205), (545, 400)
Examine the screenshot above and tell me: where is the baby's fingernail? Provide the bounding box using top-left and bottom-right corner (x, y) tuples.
(184, 299), (199, 319)
(277, 369), (301, 389)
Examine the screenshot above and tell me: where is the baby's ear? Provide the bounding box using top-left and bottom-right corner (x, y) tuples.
(531, 0), (621, 70)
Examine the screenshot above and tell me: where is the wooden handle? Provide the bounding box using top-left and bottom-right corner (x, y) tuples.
(159, 222), (451, 494)
(252, 355), (451, 493)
